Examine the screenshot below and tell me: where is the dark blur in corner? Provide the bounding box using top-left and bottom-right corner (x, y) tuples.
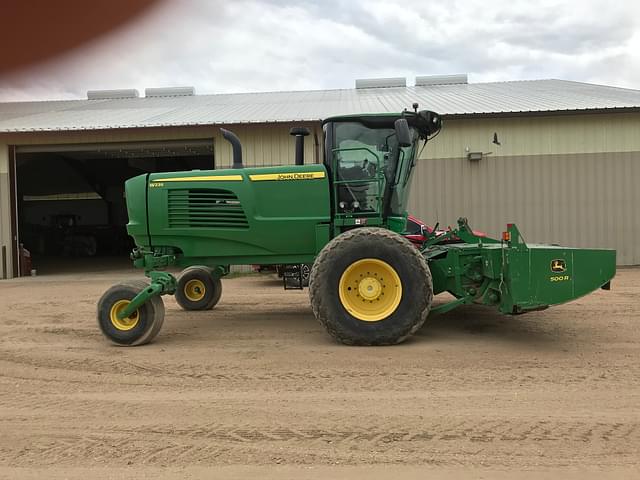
(0, 0), (161, 74)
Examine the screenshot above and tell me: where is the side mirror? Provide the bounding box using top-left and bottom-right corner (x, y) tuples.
(394, 118), (412, 147)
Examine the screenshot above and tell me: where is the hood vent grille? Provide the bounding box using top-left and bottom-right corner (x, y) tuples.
(167, 189), (249, 229)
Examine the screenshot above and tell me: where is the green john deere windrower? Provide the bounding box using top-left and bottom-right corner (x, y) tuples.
(97, 108), (616, 346)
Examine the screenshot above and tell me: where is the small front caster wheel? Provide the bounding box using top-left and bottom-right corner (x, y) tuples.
(175, 266), (223, 311)
(97, 280), (165, 346)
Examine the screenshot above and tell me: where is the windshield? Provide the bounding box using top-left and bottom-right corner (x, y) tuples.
(332, 121), (417, 216)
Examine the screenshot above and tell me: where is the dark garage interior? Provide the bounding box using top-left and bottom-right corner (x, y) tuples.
(15, 139), (214, 274)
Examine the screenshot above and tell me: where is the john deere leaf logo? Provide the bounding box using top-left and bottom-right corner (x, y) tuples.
(551, 259), (566, 273)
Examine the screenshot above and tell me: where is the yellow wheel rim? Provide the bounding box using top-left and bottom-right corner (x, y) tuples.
(184, 279), (207, 302)
(109, 300), (140, 331)
(338, 258), (402, 322)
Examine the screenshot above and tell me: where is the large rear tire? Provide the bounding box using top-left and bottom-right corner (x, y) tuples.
(309, 228), (433, 345)
(97, 280), (165, 346)
(175, 266), (222, 311)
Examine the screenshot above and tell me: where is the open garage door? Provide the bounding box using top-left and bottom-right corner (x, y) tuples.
(14, 138), (214, 275)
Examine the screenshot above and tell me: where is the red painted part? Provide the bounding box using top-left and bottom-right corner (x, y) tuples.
(404, 215), (430, 246)
(404, 215), (487, 247)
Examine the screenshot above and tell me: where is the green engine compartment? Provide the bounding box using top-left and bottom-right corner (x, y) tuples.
(127, 164), (332, 266)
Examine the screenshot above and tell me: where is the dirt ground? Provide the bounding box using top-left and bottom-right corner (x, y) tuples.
(0, 265), (639, 479)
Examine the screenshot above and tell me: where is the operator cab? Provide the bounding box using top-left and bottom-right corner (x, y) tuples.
(322, 110), (441, 226)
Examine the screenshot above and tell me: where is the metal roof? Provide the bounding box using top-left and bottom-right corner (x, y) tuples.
(1, 79), (640, 133)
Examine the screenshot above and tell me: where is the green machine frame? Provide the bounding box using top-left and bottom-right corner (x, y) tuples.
(110, 108), (616, 340)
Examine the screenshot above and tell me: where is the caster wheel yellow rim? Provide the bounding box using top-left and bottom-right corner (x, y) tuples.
(109, 299), (140, 331)
(184, 279), (207, 302)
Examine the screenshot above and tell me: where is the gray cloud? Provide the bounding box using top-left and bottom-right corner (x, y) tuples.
(1, 0), (639, 102)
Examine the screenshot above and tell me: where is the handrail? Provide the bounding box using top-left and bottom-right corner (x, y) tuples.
(333, 178), (378, 184)
(331, 146), (381, 161)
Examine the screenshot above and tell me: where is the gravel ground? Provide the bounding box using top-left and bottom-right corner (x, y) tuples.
(0, 266), (638, 478)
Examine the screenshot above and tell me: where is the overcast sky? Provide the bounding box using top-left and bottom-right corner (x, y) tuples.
(1, 0), (639, 102)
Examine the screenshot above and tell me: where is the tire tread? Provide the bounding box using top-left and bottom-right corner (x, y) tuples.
(309, 227), (433, 345)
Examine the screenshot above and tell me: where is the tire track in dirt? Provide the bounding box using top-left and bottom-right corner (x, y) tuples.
(4, 420), (639, 467)
(1, 271), (640, 471)
(1, 350), (637, 390)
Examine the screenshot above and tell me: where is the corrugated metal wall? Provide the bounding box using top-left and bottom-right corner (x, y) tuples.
(409, 113), (640, 265)
(1, 112), (639, 278)
(0, 145), (11, 277)
(0, 122), (319, 168)
(424, 112), (640, 158)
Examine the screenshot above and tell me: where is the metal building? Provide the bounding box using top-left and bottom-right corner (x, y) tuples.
(1, 77), (639, 278)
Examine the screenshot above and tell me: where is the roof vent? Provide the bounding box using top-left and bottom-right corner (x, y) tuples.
(87, 89), (139, 100)
(145, 86), (195, 97)
(355, 77), (406, 89)
(415, 74), (468, 86)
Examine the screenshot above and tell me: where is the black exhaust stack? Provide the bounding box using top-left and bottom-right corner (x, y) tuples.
(220, 128), (243, 169)
(290, 127), (310, 165)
